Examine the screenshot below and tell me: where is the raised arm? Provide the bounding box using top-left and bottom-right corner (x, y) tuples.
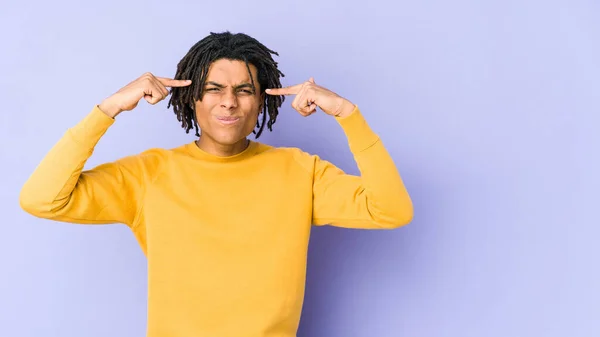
(267, 78), (413, 229)
(19, 73), (192, 227)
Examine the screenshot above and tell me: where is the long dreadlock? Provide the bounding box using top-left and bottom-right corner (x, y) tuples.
(167, 31), (285, 138)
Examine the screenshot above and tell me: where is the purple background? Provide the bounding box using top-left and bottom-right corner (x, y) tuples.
(1, 0), (599, 336)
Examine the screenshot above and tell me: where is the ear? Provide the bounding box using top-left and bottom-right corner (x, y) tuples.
(259, 92), (265, 113)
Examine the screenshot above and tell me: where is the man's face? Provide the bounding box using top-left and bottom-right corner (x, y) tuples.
(194, 58), (263, 147)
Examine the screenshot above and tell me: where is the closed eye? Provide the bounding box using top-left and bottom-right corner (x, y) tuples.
(204, 86), (254, 94)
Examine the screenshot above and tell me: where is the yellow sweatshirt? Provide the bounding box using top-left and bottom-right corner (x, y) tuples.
(19, 104), (413, 337)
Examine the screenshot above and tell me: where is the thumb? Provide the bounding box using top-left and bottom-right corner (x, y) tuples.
(309, 77), (315, 83)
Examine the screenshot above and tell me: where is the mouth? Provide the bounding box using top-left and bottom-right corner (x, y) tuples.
(215, 116), (241, 125)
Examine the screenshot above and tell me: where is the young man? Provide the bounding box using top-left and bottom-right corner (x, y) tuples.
(20, 32), (413, 337)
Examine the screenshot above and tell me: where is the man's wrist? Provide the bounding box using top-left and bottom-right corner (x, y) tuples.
(334, 99), (356, 118)
(98, 101), (121, 119)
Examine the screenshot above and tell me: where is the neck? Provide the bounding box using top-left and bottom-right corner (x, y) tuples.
(195, 136), (250, 157)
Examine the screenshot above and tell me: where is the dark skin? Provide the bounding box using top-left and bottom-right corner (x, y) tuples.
(193, 59), (264, 156)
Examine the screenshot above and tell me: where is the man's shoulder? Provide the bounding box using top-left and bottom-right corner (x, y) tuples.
(255, 142), (314, 160)
(135, 141), (194, 157)
(254, 142), (323, 175)
(112, 146), (172, 171)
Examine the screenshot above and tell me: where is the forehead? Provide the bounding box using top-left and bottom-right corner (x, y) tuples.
(205, 58), (258, 82)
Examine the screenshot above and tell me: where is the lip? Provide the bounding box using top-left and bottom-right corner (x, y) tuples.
(215, 116), (240, 125)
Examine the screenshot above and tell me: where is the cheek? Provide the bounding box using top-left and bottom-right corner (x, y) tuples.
(193, 100), (215, 123)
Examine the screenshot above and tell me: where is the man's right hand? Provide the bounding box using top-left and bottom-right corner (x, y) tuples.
(98, 72), (192, 118)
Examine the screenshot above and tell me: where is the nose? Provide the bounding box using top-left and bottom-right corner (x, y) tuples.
(220, 90), (238, 110)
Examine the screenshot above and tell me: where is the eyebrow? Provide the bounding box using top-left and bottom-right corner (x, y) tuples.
(205, 81), (255, 90)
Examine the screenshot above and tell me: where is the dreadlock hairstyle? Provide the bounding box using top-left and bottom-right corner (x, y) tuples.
(167, 31), (285, 138)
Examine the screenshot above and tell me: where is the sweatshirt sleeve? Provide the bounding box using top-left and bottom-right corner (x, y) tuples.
(310, 105), (413, 229)
(19, 105), (162, 227)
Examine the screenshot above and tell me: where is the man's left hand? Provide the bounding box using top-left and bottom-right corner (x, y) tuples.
(266, 78), (355, 118)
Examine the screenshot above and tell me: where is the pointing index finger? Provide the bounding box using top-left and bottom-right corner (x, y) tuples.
(156, 77), (193, 87)
(265, 83), (302, 95)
